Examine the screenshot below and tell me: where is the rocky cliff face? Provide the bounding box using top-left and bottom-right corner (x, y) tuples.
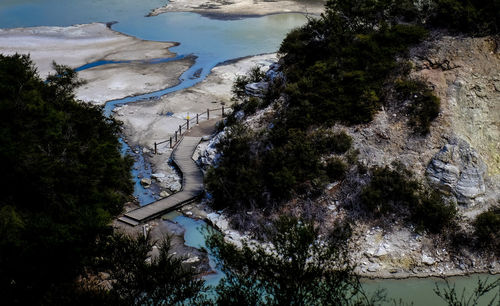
(199, 35), (499, 278)
(345, 34), (499, 209)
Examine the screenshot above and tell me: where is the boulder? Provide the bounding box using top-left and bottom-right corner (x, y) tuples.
(427, 137), (487, 206)
(152, 173), (166, 179)
(167, 181), (182, 192)
(265, 62), (284, 81)
(245, 82), (269, 97)
(140, 178), (152, 186)
(422, 254), (436, 266)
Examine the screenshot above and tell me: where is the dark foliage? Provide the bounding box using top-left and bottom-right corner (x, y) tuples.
(94, 233), (206, 305)
(231, 66), (266, 100)
(313, 130), (353, 155)
(361, 164), (457, 233)
(325, 157), (348, 181)
(395, 78), (441, 134)
(279, 2), (429, 127)
(412, 190), (457, 233)
(360, 165), (419, 215)
(473, 207), (500, 254)
(206, 216), (378, 305)
(205, 122), (351, 211)
(206, 124), (264, 210)
(430, 0), (500, 35)
(0, 54), (133, 304)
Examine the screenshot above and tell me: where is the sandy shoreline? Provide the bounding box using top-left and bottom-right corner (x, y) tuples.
(0, 23), (193, 104)
(148, 0), (325, 18)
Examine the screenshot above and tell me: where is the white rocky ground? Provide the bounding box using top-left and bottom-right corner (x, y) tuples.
(148, 0), (325, 18)
(0, 23), (193, 104)
(113, 53), (278, 150)
(114, 54), (277, 205)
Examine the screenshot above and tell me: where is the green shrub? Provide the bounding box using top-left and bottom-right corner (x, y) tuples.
(242, 97), (261, 115)
(325, 157), (347, 181)
(361, 163), (456, 233)
(231, 66), (266, 100)
(411, 191), (457, 233)
(431, 0), (500, 35)
(314, 130), (353, 154)
(361, 165), (419, 215)
(395, 78), (440, 135)
(474, 207), (500, 253)
(205, 124), (264, 210)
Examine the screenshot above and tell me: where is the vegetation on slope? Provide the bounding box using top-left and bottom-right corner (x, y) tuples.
(360, 164), (458, 233)
(0, 54), (134, 303)
(206, 0), (499, 234)
(207, 216), (374, 305)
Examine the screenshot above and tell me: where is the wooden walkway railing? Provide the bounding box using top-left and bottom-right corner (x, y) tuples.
(118, 136), (204, 226)
(154, 106), (230, 154)
(118, 106), (231, 226)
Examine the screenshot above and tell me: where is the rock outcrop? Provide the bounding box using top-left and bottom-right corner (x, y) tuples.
(427, 137), (487, 206)
(245, 81), (269, 97)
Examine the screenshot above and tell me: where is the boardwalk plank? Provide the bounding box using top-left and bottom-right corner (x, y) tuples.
(118, 136), (204, 226)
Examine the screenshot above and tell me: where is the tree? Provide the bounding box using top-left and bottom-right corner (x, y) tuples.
(206, 216), (377, 305)
(95, 233), (207, 305)
(473, 207), (500, 255)
(0, 54), (133, 303)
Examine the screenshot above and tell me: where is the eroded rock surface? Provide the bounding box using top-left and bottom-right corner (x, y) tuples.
(427, 137), (487, 206)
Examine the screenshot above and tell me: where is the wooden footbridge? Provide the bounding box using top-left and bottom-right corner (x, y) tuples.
(118, 108), (227, 226)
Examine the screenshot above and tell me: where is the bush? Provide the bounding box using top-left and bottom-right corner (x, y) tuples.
(430, 0), (500, 35)
(242, 97), (261, 115)
(314, 130), (353, 155)
(473, 207), (500, 253)
(325, 157), (348, 181)
(395, 78), (440, 135)
(361, 163), (457, 233)
(361, 165), (419, 215)
(205, 124), (263, 210)
(231, 66), (266, 100)
(412, 190), (457, 233)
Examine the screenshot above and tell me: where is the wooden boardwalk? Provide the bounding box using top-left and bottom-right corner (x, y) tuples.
(118, 136), (205, 226)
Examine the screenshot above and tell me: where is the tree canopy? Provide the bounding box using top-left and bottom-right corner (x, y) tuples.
(206, 216), (376, 305)
(0, 54), (133, 303)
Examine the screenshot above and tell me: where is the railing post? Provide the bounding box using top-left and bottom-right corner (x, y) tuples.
(187, 118), (189, 130)
(154, 142), (157, 154)
(207, 108), (210, 120)
(175, 131), (178, 142)
(179, 125), (182, 135)
(222, 105), (224, 117)
(196, 113), (199, 124)
(170, 137), (172, 148)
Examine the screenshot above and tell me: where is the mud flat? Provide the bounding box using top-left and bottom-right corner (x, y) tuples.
(0, 23), (193, 104)
(113, 53), (278, 149)
(148, 0), (325, 18)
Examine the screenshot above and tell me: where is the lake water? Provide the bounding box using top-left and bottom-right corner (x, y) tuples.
(1, 1), (497, 304)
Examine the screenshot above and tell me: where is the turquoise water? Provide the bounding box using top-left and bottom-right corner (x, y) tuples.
(0, 0), (166, 28)
(363, 275), (499, 305)
(173, 216), (225, 287)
